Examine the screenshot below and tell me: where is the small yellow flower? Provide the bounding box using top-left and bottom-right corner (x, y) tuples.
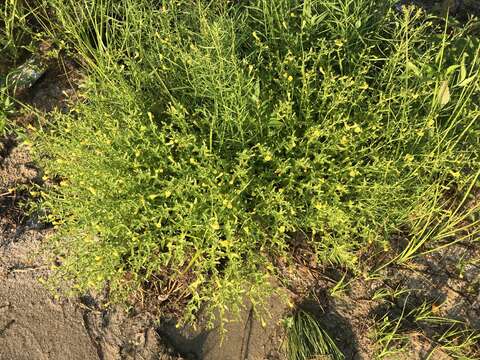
(349, 169), (359, 177)
(450, 170), (460, 178)
(314, 202), (323, 210)
(404, 154), (414, 163)
(211, 220), (220, 231)
(353, 124), (362, 134)
(359, 82), (369, 90)
(219, 240), (230, 248)
(287, 75), (293, 82)
(335, 184), (347, 193)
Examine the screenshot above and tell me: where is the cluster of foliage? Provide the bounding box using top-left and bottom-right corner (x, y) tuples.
(0, 0), (23, 131)
(0, 0), (30, 62)
(1, 0), (45, 133)
(32, 0), (480, 324)
(286, 309), (344, 360)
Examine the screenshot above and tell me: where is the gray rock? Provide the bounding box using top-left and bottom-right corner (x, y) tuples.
(6, 56), (47, 96)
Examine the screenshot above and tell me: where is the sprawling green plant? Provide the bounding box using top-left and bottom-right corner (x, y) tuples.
(32, 0), (480, 324)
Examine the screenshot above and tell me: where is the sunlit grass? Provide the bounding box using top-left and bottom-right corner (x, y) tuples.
(285, 309), (344, 360)
(27, 0), (480, 330)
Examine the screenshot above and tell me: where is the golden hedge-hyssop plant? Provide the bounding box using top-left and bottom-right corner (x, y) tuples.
(33, 0), (480, 324)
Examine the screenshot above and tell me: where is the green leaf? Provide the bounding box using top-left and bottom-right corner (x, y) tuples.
(436, 80), (450, 107)
(445, 64), (459, 76)
(460, 54), (467, 82)
(457, 75), (476, 88)
(268, 119), (283, 128)
(406, 61), (421, 77)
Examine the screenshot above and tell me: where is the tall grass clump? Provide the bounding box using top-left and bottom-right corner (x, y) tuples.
(0, 0), (28, 62)
(286, 309), (344, 360)
(32, 0), (480, 324)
